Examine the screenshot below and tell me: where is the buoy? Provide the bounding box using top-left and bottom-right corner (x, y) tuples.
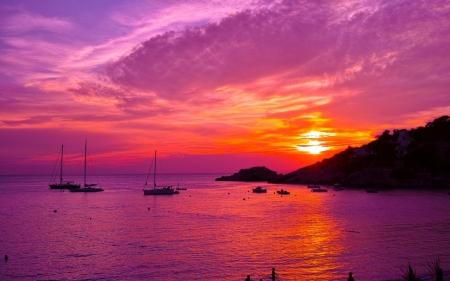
(53, 210), (57, 213)
(243, 198), (246, 200)
(4, 255), (8, 261)
(148, 207), (150, 210)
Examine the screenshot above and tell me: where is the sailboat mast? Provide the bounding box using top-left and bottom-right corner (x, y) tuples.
(60, 145), (63, 184)
(154, 151), (156, 188)
(84, 140), (87, 187)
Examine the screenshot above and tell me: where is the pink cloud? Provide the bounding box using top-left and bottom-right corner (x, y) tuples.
(102, 0), (449, 112)
(103, 2), (333, 99)
(1, 0), (449, 174)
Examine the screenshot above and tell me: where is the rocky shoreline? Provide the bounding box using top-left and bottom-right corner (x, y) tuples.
(218, 116), (450, 189)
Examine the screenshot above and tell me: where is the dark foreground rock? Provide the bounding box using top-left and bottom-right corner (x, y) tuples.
(215, 166), (279, 182)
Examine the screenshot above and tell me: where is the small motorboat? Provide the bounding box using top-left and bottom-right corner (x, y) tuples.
(311, 187), (328, 192)
(307, 184), (320, 188)
(333, 183), (344, 191)
(276, 189), (290, 195)
(366, 188), (378, 193)
(252, 186), (267, 193)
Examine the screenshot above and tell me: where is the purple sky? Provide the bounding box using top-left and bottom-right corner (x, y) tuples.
(0, 0), (449, 175)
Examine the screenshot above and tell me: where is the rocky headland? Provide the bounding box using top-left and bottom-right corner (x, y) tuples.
(223, 116), (450, 188)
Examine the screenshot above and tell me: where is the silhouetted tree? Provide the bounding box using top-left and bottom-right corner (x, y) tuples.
(389, 168), (411, 186)
(377, 130), (391, 142)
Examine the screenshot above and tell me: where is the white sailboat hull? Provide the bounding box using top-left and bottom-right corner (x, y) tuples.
(143, 151), (179, 195)
(69, 140), (104, 193)
(143, 186), (177, 195)
(49, 145), (80, 189)
(70, 187), (104, 192)
(50, 182), (80, 189)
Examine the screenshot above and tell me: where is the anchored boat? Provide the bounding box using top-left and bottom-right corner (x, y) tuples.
(143, 151), (178, 195)
(69, 140), (104, 193)
(49, 145), (80, 189)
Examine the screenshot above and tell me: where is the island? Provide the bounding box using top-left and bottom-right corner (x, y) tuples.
(215, 166), (279, 182)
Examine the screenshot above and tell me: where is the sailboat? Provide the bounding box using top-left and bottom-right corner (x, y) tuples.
(143, 151), (178, 195)
(69, 140), (104, 193)
(49, 145), (80, 189)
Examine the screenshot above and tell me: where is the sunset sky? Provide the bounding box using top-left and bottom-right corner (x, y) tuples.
(1, 0), (449, 175)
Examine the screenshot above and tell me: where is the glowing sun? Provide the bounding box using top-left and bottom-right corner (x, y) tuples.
(296, 140), (329, 154)
(295, 131), (335, 154)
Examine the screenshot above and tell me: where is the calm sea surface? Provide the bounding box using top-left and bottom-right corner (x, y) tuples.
(1, 174), (450, 280)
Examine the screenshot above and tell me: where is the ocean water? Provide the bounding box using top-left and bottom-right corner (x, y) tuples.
(0, 174), (449, 281)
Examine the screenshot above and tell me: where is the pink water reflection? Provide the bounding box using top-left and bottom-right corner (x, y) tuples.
(1, 175), (450, 280)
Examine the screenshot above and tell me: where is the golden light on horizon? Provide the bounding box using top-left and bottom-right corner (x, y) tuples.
(302, 130), (335, 139)
(295, 140), (330, 154)
(295, 130), (335, 154)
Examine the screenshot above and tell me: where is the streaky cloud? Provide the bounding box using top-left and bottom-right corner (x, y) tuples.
(103, 0), (334, 101)
(101, 0), (450, 114)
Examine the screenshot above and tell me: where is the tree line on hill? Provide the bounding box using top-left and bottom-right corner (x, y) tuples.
(217, 116), (450, 188)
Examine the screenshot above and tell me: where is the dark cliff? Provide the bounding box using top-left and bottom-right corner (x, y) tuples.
(270, 116), (450, 188)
